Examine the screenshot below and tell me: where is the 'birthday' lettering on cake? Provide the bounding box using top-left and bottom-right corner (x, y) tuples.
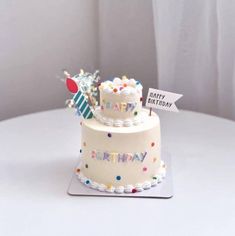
(91, 150), (147, 163)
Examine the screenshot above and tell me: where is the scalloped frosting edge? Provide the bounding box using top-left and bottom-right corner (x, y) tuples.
(93, 108), (146, 127)
(99, 77), (143, 95)
(75, 161), (166, 194)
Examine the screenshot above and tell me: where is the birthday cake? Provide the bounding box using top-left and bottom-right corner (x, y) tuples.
(65, 71), (166, 194)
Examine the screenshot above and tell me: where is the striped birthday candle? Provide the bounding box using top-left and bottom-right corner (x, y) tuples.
(73, 91), (93, 119)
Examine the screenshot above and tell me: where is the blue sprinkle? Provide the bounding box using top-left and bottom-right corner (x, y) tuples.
(136, 81), (140, 85)
(116, 175), (121, 181)
(85, 180), (90, 185)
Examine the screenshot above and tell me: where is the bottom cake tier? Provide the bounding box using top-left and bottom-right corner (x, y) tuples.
(76, 108), (166, 193)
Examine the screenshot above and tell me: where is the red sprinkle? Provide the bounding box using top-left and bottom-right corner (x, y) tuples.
(132, 188), (137, 193)
(140, 97), (143, 102)
(151, 142), (155, 147)
(113, 88), (118, 93)
(143, 167), (147, 172)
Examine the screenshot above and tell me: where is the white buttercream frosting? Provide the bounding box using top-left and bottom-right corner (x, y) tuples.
(94, 107), (145, 127)
(99, 77), (143, 122)
(99, 77), (143, 95)
(75, 161), (166, 194)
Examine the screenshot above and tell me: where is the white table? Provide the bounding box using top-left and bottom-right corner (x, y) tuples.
(0, 109), (235, 236)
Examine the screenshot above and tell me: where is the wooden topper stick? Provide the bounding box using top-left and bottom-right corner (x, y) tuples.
(149, 107), (152, 116)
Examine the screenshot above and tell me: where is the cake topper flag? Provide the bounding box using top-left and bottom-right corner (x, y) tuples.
(146, 88), (183, 112)
(73, 90), (93, 119)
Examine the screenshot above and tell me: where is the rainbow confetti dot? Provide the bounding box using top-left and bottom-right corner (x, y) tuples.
(116, 175), (121, 181)
(143, 167), (147, 172)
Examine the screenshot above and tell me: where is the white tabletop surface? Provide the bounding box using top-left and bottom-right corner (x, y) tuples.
(0, 109), (235, 236)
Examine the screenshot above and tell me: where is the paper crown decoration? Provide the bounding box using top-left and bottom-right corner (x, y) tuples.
(64, 69), (100, 119)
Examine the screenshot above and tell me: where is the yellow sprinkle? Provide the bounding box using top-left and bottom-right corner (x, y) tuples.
(107, 184), (113, 189)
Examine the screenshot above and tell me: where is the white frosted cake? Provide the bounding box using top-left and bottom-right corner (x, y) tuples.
(73, 76), (166, 194)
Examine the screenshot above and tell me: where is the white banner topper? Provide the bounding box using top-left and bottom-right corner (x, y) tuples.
(146, 88), (183, 112)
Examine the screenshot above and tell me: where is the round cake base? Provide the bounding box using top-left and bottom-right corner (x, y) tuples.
(75, 161), (166, 194)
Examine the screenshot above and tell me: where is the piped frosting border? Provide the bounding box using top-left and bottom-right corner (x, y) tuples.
(93, 107), (146, 127)
(99, 77), (143, 95)
(75, 161), (166, 194)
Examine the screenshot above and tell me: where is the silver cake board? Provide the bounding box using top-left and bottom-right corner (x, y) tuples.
(67, 151), (173, 199)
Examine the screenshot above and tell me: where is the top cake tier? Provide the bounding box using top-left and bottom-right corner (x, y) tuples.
(96, 77), (144, 126)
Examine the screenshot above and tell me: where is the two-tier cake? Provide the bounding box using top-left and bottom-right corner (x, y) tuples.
(65, 72), (166, 194)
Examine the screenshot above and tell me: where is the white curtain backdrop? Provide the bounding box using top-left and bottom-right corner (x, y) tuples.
(1, 0), (235, 121)
(152, 0), (235, 120)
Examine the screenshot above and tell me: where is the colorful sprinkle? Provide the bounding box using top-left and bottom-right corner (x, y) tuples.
(101, 105), (104, 110)
(80, 149), (82, 153)
(119, 87), (123, 91)
(76, 168), (80, 173)
(107, 184), (113, 189)
(80, 121), (82, 126)
(123, 83), (127, 87)
(116, 175), (121, 181)
(85, 180), (90, 185)
(153, 176), (157, 180)
(132, 188), (137, 193)
(153, 157), (157, 162)
(113, 88), (118, 93)
(140, 97), (143, 102)
(85, 164), (88, 168)
(107, 133), (112, 138)
(134, 111), (138, 116)
(83, 142), (86, 147)
(151, 142), (155, 147)
(136, 81), (140, 85)
(143, 167), (148, 172)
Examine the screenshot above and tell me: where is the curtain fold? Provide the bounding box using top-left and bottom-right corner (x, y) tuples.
(152, 0), (235, 120)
